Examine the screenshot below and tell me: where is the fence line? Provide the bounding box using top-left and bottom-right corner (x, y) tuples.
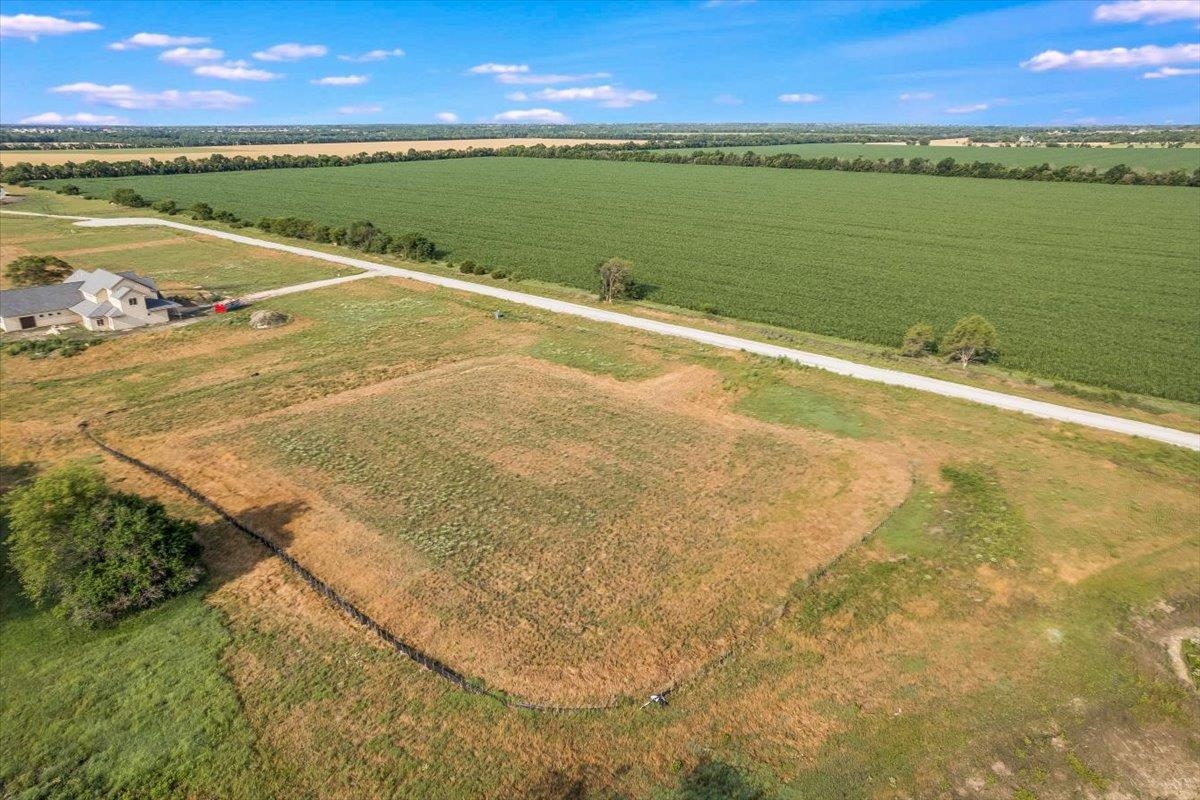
(79, 421), (641, 714)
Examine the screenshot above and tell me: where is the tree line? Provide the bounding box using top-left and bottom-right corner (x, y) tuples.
(4, 122), (1197, 148)
(6, 140), (1196, 186)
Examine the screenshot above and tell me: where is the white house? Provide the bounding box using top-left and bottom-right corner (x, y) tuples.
(0, 269), (181, 333)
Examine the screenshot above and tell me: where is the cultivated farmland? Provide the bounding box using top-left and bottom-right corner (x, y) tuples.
(657, 142), (1200, 171)
(48, 158), (1200, 400)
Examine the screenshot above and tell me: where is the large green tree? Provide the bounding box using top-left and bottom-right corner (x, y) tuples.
(4, 255), (73, 287)
(4, 462), (204, 626)
(940, 314), (999, 369)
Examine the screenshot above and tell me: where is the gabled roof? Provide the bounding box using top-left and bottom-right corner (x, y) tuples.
(0, 281), (85, 317)
(69, 299), (123, 319)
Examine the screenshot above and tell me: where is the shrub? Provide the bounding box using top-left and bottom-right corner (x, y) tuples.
(4, 462), (203, 627)
(4, 255), (73, 287)
(57, 184), (81, 195)
(900, 323), (937, 357)
(700, 303), (721, 316)
(189, 202), (214, 220)
(151, 198), (178, 215)
(110, 188), (148, 208)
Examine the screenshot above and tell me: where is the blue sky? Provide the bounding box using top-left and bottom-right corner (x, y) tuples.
(1, 0), (1198, 126)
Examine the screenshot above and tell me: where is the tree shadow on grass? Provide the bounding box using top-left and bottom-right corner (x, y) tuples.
(192, 499), (307, 591)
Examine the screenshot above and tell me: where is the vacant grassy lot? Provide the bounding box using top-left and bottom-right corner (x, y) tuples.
(657, 142), (1200, 171)
(0, 214), (357, 294)
(2, 260), (1198, 796)
(47, 158), (1200, 401)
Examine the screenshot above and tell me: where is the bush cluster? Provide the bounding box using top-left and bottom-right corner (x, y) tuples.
(6, 336), (100, 359)
(4, 462), (203, 627)
(255, 216), (438, 260)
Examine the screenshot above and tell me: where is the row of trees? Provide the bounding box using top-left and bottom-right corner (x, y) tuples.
(255, 216), (438, 260)
(7, 141), (1197, 186)
(4, 254), (73, 286)
(5, 122), (1196, 148)
(903, 315), (999, 369)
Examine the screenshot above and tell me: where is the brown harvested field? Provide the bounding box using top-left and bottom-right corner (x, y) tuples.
(0, 138), (639, 166)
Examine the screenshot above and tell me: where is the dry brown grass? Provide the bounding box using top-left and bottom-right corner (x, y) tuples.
(1, 138), (639, 166)
(124, 355), (909, 704)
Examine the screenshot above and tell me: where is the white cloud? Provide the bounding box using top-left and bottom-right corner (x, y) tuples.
(0, 13), (100, 40)
(311, 74), (369, 86)
(469, 62), (529, 74)
(899, 91), (934, 101)
(945, 102), (989, 113)
(159, 46), (224, 66)
(493, 108), (569, 123)
(533, 85), (657, 108)
(339, 48), (404, 62)
(108, 31), (208, 50)
(435, 111), (460, 123)
(1144, 65), (1200, 77)
(505, 91), (529, 101)
(712, 93), (743, 106)
(778, 92), (822, 103)
(497, 71), (611, 85)
(1021, 43), (1200, 71)
(18, 111), (124, 124)
(51, 82), (252, 110)
(1094, 1), (1200, 25)
(195, 61), (281, 81)
(253, 42), (327, 61)
(338, 104), (383, 114)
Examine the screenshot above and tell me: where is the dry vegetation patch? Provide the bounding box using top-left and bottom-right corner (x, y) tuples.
(130, 356), (909, 704)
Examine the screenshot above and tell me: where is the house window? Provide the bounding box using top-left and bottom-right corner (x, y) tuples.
(95, 318), (105, 326)
(129, 297), (138, 305)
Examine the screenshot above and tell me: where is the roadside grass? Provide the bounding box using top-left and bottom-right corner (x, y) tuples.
(527, 326), (662, 380)
(39, 157), (1200, 401)
(0, 213), (355, 296)
(734, 381), (875, 439)
(0, 545), (261, 799)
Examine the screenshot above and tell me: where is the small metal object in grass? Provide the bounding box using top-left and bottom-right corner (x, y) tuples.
(493, 310), (504, 320)
(642, 693), (669, 709)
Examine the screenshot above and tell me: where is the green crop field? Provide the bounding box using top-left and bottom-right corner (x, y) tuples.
(656, 142), (1200, 171)
(45, 158), (1200, 401)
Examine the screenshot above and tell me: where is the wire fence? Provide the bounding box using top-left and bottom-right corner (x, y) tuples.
(80, 421), (657, 714)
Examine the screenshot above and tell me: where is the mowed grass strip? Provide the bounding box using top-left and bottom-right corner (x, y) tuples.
(655, 142), (1200, 171)
(48, 158), (1200, 401)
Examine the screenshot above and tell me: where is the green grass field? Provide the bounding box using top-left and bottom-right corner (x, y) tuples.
(45, 158), (1200, 401)
(657, 142), (1200, 171)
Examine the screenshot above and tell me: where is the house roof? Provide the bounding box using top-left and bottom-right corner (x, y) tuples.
(0, 281), (85, 317)
(1, 269), (166, 321)
(145, 297), (182, 311)
(69, 299), (123, 319)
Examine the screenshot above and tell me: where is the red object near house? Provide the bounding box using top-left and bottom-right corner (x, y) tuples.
(213, 302), (228, 314)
